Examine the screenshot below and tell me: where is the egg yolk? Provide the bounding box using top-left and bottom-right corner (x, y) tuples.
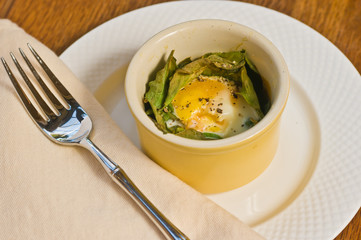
(172, 76), (257, 137)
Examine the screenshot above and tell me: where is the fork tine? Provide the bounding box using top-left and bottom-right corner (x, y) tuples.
(10, 52), (56, 120)
(1, 57), (47, 126)
(27, 43), (75, 105)
(19, 48), (66, 112)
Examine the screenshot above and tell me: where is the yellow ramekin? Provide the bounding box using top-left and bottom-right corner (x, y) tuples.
(125, 19), (290, 194)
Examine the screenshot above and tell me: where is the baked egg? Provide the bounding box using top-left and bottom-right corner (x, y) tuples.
(171, 76), (260, 138)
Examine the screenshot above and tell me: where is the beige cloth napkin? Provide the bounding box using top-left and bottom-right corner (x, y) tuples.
(0, 19), (265, 240)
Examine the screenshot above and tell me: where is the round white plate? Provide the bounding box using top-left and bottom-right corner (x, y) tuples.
(60, 1), (361, 239)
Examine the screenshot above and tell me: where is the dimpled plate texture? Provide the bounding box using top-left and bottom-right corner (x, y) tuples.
(60, 1), (361, 239)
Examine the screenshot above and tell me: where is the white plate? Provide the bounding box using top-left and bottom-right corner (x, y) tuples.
(60, 1), (361, 239)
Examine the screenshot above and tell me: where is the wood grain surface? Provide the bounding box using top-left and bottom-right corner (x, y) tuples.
(1, 0), (360, 239)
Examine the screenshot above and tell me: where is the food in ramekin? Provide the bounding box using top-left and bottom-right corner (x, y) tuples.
(144, 50), (270, 140)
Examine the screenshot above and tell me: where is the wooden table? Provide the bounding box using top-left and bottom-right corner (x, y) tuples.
(1, 0), (360, 239)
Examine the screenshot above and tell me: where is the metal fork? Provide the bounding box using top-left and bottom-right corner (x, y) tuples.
(1, 44), (189, 240)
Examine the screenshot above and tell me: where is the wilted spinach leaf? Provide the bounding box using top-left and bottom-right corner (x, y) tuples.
(204, 51), (245, 70)
(240, 66), (263, 118)
(176, 129), (222, 140)
(244, 55), (271, 115)
(145, 50), (177, 109)
(164, 58), (207, 106)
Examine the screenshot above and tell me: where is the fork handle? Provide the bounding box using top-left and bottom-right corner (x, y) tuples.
(79, 138), (189, 240)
